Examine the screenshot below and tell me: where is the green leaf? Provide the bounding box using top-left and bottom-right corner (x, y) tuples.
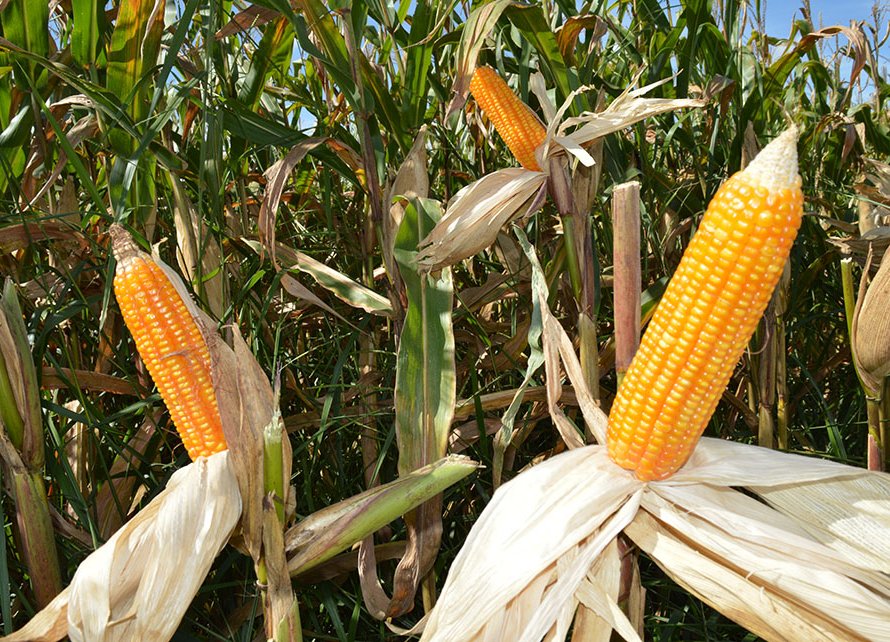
(393, 197), (455, 474)
(286, 455), (478, 575)
(503, 3), (576, 103)
(239, 16), (295, 110)
(401, 0), (437, 128)
(71, 0), (101, 67)
(0, 0), (49, 89)
(106, 0), (166, 152)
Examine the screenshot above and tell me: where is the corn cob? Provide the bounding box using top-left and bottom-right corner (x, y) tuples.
(469, 66), (546, 172)
(110, 224), (226, 460)
(607, 127), (803, 481)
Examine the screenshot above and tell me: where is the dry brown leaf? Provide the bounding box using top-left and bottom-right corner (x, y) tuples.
(215, 4), (280, 38)
(262, 494), (298, 638)
(0, 221), (79, 254)
(40, 367), (137, 396)
(417, 169), (546, 270)
(259, 138), (329, 266)
(170, 174), (227, 319)
(446, 0), (513, 119)
(208, 324), (271, 562)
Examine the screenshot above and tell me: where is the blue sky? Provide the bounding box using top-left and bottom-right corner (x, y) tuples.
(765, 0), (885, 30)
(764, 1), (889, 97)
(764, 0), (888, 62)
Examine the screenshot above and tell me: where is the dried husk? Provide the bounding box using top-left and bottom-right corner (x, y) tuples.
(0, 588), (69, 642)
(417, 169), (546, 270)
(66, 452), (241, 642)
(854, 248), (890, 384)
(1, 452), (242, 642)
(420, 278), (890, 641)
(421, 437), (890, 642)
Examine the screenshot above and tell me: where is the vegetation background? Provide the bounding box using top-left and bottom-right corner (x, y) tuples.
(0, 0), (888, 639)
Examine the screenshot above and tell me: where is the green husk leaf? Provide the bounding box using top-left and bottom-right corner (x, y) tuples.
(854, 249), (890, 382)
(0, 279), (43, 466)
(285, 455), (478, 575)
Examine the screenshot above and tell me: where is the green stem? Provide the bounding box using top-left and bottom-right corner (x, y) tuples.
(0, 352), (24, 450)
(264, 413), (285, 525)
(867, 398), (883, 470)
(840, 258), (885, 469)
(840, 259), (857, 349)
(882, 377), (890, 469)
(561, 214), (584, 301)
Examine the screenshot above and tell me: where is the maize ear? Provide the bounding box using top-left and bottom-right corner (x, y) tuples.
(470, 66), (546, 172)
(110, 224), (226, 460)
(607, 127), (803, 481)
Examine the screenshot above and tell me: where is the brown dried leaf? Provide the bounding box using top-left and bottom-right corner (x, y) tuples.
(263, 496), (297, 638)
(417, 169), (547, 270)
(556, 15), (605, 66)
(258, 138), (329, 266)
(208, 325), (271, 562)
(0, 221), (79, 254)
(446, 0), (513, 119)
(170, 174), (227, 320)
(29, 116), (98, 208)
(40, 367), (137, 396)
(215, 4), (280, 39)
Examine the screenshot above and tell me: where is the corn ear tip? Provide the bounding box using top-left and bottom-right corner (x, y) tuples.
(108, 223), (142, 266)
(743, 125), (800, 191)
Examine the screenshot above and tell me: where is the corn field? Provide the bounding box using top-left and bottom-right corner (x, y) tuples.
(1, 0), (889, 640)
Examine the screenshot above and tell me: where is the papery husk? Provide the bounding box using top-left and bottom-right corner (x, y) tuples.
(421, 439), (890, 642)
(420, 447), (640, 641)
(66, 452), (241, 641)
(854, 247), (890, 383)
(2, 452), (242, 642)
(544, 77), (704, 167)
(421, 281), (890, 641)
(645, 470), (890, 640)
(752, 473), (890, 573)
(417, 169), (546, 270)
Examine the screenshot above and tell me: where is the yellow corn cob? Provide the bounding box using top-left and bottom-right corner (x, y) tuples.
(110, 224), (226, 460)
(607, 127), (803, 481)
(469, 66), (546, 172)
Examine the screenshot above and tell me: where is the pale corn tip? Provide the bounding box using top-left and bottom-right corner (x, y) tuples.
(743, 125), (800, 192)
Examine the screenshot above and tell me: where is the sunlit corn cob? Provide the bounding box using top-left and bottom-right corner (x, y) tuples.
(469, 66), (546, 172)
(607, 128), (804, 481)
(110, 224), (226, 460)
